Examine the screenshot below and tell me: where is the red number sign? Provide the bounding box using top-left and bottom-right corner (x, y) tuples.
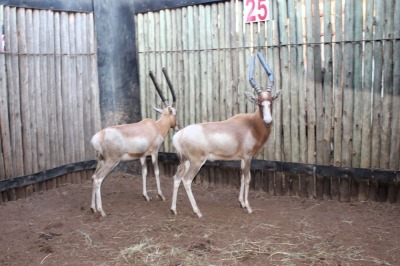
(245, 0), (269, 23)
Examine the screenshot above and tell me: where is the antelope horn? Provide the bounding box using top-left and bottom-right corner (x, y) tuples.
(162, 68), (176, 107)
(149, 71), (169, 107)
(257, 52), (274, 91)
(248, 55), (263, 95)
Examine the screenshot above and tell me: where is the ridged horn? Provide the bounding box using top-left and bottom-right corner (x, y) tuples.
(248, 55), (263, 95)
(162, 68), (176, 107)
(257, 52), (274, 91)
(149, 71), (169, 107)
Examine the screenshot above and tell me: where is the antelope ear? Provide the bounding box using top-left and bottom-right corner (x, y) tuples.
(153, 107), (163, 114)
(272, 90), (283, 102)
(244, 92), (257, 103)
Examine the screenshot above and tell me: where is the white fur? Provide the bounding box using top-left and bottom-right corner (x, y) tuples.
(262, 101), (272, 124)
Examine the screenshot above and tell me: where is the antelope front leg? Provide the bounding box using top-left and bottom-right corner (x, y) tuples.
(152, 153), (166, 201)
(238, 159), (246, 208)
(239, 159), (253, 214)
(239, 173), (246, 208)
(140, 157), (150, 201)
(243, 166), (253, 214)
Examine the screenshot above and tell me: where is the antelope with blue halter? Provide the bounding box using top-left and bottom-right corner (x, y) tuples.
(171, 53), (282, 217)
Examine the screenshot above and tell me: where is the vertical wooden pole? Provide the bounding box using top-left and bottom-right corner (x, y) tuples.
(304, 0), (316, 199)
(322, 0), (333, 200)
(60, 12), (72, 184)
(287, 0), (299, 163)
(339, 0), (355, 202)
(231, 0), (239, 116)
(0, 52), (11, 180)
(380, 0), (394, 170)
(332, 0), (343, 201)
(369, 1), (384, 201)
(224, 2), (233, 119)
(205, 4), (214, 122)
(277, 0), (291, 163)
(312, 0), (324, 200)
(295, 2), (306, 165)
(390, 0), (400, 171)
(54, 12), (65, 185)
(17, 8), (31, 177)
(349, 1), (363, 201)
(0, 8), (13, 185)
(68, 13), (80, 183)
(47, 10), (58, 173)
(211, 4), (220, 123)
(6, 7), (24, 179)
(351, 2), (363, 169)
(199, 5), (208, 124)
(359, 0), (375, 201)
(81, 13), (92, 165)
(16, 8), (29, 198)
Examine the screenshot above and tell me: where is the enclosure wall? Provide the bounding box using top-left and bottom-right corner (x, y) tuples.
(136, 0), (400, 202)
(0, 6), (101, 199)
(136, 0), (400, 171)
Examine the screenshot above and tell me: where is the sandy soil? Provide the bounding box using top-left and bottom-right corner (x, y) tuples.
(0, 172), (399, 265)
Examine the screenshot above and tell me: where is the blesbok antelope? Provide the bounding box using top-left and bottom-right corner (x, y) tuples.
(90, 68), (178, 217)
(171, 53), (282, 218)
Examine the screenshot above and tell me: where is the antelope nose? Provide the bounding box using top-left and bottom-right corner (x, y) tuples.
(263, 117), (272, 125)
(264, 121), (272, 126)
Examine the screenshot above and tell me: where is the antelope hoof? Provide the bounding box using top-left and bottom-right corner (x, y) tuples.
(98, 209), (107, 217)
(158, 194), (166, 201)
(196, 212), (203, 218)
(246, 207), (253, 214)
(143, 195), (150, 201)
(170, 209), (177, 215)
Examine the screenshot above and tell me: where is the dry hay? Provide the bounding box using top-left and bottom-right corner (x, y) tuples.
(104, 222), (392, 266)
(71, 195), (394, 266)
(1, 173), (398, 266)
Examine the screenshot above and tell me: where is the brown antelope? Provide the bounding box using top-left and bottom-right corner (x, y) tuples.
(91, 68), (178, 217)
(171, 53), (282, 218)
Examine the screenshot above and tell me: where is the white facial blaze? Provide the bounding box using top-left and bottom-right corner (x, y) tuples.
(262, 101), (272, 124)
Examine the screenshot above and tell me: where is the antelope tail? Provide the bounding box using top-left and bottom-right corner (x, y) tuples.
(172, 132), (185, 162)
(91, 133), (104, 160)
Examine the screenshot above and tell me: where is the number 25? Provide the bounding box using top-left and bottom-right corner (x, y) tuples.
(246, 0), (268, 22)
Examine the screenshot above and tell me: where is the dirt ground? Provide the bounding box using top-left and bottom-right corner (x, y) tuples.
(0, 172), (399, 266)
